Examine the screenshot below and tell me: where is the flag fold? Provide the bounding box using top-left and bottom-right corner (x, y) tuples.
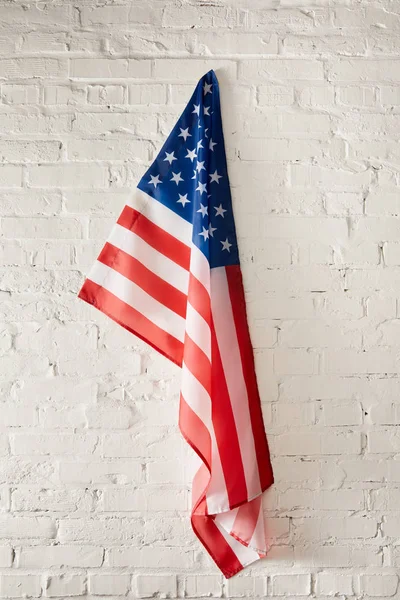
(78, 69), (274, 578)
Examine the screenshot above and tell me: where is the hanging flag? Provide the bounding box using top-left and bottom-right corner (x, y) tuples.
(77, 69), (274, 578)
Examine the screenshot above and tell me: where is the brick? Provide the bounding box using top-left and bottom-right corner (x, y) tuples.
(369, 429), (400, 453)
(0, 4), (70, 26)
(325, 349), (400, 374)
(316, 573), (354, 595)
(28, 164), (108, 188)
(70, 58), (151, 78)
(0, 166), (23, 187)
(68, 139), (150, 161)
(0, 547), (12, 567)
(240, 59), (324, 81)
(154, 59), (237, 80)
(59, 461), (142, 484)
(194, 32), (278, 55)
(0, 114), (70, 134)
(10, 433), (98, 456)
(107, 547), (193, 569)
(366, 192), (400, 216)
(273, 403), (315, 427)
(273, 574), (311, 596)
(319, 402), (363, 426)
(0, 140), (61, 163)
(240, 138), (339, 161)
(89, 574), (130, 596)
(59, 518), (143, 544)
(279, 319), (361, 348)
(2, 217), (81, 239)
(162, 5), (237, 28)
(82, 4), (162, 26)
(0, 58), (66, 79)
(46, 575), (86, 597)
(72, 112), (157, 136)
(361, 574), (398, 596)
(20, 31), (68, 53)
(299, 85), (335, 107)
(18, 545), (103, 568)
(135, 575), (177, 598)
(0, 516), (56, 539)
(226, 576), (265, 597)
(257, 85), (294, 106)
(1, 84), (39, 104)
(329, 59), (400, 82)
(87, 84), (124, 104)
(11, 487), (91, 512)
(129, 84), (166, 104)
(337, 85), (376, 106)
(44, 85), (86, 105)
(0, 575), (41, 598)
(291, 164), (371, 189)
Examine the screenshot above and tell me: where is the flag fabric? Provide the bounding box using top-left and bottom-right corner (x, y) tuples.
(77, 69), (274, 578)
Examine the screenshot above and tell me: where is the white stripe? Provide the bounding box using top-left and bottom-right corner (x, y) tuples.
(214, 518), (260, 566)
(108, 223), (189, 294)
(215, 507), (239, 534)
(189, 243), (210, 293)
(248, 502), (266, 553)
(128, 188), (192, 246)
(88, 260), (185, 341)
(185, 303), (211, 360)
(181, 364), (229, 514)
(211, 267), (262, 500)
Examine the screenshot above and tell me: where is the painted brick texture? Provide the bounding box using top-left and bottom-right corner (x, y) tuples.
(0, 0), (399, 597)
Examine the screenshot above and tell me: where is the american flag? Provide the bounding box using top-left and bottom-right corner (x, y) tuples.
(78, 69), (274, 578)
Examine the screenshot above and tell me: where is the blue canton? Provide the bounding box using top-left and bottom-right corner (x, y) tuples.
(138, 70), (239, 269)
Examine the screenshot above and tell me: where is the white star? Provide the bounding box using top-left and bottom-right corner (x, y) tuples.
(163, 151), (177, 165)
(204, 128), (209, 138)
(199, 226), (209, 241)
(178, 127), (191, 141)
(191, 169), (197, 180)
(192, 104), (200, 116)
(197, 203), (208, 217)
(221, 238), (232, 252)
(170, 172), (184, 185)
(209, 138), (217, 151)
(214, 204), (227, 217)
(203, 82), (212, 96)
(204, 106), (211, 116)
(197, 139), (204, 151)
(186, 148), (197, 162)
(209, 169), (222, 184)
(177, 193), (190, 207)
(208, 223), (217, 237)
(196, 161), (206, 173)
(149, 174), (161, 188)
(196, 181), (207, 195)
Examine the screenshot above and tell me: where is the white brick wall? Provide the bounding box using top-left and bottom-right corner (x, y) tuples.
(0, 0), (399, 597)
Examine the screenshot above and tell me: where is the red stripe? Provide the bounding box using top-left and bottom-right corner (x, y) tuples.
(225, 265), (274, 491)
(210, 319), (248, 509)
(183, 333), (211, 396)
(117, 205), (190, 271)
(78, 279), (183, 366)
(98, 242), (187, 319)
(191, 514), (243, 579)
(231, 495), (261, 545)
(179, 394), (212, 471)
(183, 327), (250, 510)
(188, 273), (210, 324)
